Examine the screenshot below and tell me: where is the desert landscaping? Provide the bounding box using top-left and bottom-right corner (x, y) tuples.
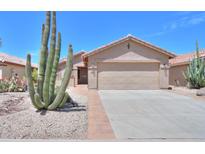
(0, 89), (88, 139)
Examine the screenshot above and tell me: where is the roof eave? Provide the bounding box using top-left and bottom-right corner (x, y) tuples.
(59, 51), (86, 65)
(3, 61), (37, 68)
(170, 61), (190, 67)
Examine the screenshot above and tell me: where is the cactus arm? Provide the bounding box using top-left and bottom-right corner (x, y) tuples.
(49, 32), (61, 102)
(36, 24), (45, 99)
(37, 12), (51, 99)
(34, 93), (45, 109)
(196, 40), (200, 59)
(41, 24), (45, 45)
(43, 11), (56, 107)
(48, 44), (73, 110)
(26, 54), (43, 109)
(58, 92), (69, 108)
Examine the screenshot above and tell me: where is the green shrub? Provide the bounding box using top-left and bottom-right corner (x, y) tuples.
(32, 68), (38, 83)
(0, 79), (9, 92)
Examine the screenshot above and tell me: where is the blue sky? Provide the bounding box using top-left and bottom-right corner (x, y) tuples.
(0, 11), (205, 64)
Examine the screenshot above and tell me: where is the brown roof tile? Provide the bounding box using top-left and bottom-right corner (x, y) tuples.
(0, 52), (37, 68)
(169, 49), (205, 66)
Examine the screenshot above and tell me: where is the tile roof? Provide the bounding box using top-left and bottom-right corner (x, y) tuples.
(169, 49), (205, 66)
(0, 52), (37, 68)
(83, 34), (176, 58)
(59, 51), (86, 64)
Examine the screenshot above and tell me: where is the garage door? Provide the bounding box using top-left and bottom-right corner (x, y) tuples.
(97, 62), (159, 90)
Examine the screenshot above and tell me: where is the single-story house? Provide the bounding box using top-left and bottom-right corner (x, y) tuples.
(57, 34), (176, 90)
(0, 52), (37, 80)
(169, 50), (205, 87)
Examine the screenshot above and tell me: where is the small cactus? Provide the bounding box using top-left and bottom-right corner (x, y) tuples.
(26, 11), (73, 110)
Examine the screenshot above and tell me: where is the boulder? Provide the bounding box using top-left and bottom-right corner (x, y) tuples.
(196, 88), (205, 96)
(168, 87), (172, 90)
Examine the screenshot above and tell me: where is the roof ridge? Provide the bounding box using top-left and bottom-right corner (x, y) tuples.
(127, 35), (176, 57)
(83, 34), (176, 58)
(59, 50), (86, 64)
(0, 52), (26, 61)
(0, 52), (37, 68)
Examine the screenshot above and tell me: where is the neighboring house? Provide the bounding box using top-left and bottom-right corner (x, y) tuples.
(0, 52), (37, 80)
(57, 34), (176, 90)
(169, 50), (205, 87)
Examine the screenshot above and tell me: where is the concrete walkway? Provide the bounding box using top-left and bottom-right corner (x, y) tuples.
(99, 90), (205, 141)
(69, 85), (115, 140)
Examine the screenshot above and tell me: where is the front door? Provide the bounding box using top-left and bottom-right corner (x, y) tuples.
(78, 67), (88, 84)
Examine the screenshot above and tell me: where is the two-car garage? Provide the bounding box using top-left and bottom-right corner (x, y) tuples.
(97, 62), (160, 90)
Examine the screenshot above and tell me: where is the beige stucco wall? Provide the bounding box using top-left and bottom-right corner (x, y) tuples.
(56, 63), (76, 87)
(88, 40), (170, 89)
(169, 64), (188, 87)
(56, 53), (85, 87)
(0, 63), (26, 80)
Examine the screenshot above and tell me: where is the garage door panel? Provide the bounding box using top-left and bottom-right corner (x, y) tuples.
(97, 63), (159, 90)
(98, 63), (159, 72)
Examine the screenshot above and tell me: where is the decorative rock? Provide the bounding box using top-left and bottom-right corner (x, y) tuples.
(0, 91), (87, 139)
(196, 88), (205, 96)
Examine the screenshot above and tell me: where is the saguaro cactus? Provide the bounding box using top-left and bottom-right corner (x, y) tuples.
(26, 11), (73, 110)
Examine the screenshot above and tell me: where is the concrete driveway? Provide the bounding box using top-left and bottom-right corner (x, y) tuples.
(98, 90), (205, 141)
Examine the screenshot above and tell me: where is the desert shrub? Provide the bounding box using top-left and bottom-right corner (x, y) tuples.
(0, 76), (26, 93)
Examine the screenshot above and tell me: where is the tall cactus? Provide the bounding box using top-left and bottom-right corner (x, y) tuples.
(26, 11), (73, 110)
(26, 54), (44, 109)
(184, 41), (205, 88)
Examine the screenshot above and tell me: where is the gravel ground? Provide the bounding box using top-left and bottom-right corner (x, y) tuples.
(0, 91), (88, 140)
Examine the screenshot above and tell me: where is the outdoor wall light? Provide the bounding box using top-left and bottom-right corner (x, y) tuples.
(127, 43), (130, 49)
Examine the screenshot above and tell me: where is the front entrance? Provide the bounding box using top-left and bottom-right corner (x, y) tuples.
(78, 67), (88, 84)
